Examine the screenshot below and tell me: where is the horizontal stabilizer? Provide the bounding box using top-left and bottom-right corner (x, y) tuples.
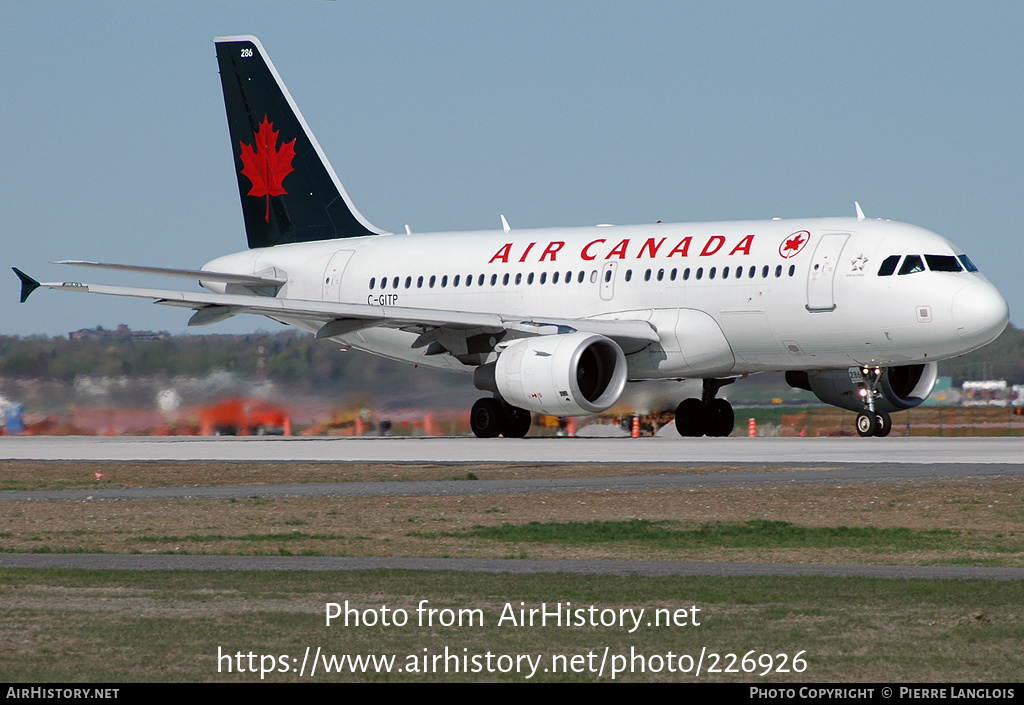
(12, 268), (40, 303)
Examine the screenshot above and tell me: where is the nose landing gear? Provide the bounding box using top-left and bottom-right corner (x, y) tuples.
(855, 366), (892, 437)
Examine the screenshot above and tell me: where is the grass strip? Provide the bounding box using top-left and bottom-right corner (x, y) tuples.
(2, 568), (1023, 682)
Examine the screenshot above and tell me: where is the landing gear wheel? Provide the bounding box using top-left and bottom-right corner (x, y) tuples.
(855, 411), (879, 437)
(873, 411), (892, 438)
(502, 405), (532, 438)
(675, 398), (707, 437)
(707, 399), (735, 437)
(470, 398), (504, 438)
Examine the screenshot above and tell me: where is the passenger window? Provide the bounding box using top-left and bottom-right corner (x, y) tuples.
(417, 276), (423, 288)
(453, 275), (461, 287)
(762, 265), (769, 278)
(925, 255), (963, 272)
(515, 273), (522, 285)
(429, 275), (436, 288)
(405, 276), (411, 288)
(788, 265), (795, 277)
(657, 268), (665, 281)
(578, 271), (585, 283)
(898, 255), (925, 275)
(478, 274), (485, 286)
(392, 277), (399, 289)
(958, 254), (979, 272)
(625, 269), (632, 282)
(540, 272), (547, 284)
(503, 273), (509, 285)
(670, 268), (677, 281)
(748, 266), (755, 278)
(877, 255), (900, 276)
(709, 267), (716, 279)
(490, 274), (497, 286)
(696, 268), (703, 280)
(775, 265), (782, 278)
(683, 268), (690, 280)
(381, 277), (387, 290)
(528, 273), (535, 285)
(369, 277), (375, 289)
(722, 266), (730, 279)
(644, 269), (651, 282)
(441, 275), (448, 287)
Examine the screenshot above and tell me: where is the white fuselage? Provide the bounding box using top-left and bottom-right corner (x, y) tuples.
(202, 216), (1008, 380)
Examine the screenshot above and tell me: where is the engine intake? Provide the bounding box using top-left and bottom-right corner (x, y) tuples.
(786, 362), (938, 413)
(474, 332), (627, 416)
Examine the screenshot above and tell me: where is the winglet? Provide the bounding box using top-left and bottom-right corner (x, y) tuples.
(855, 201), (866, 221)
(501, 215), (511, 233)
(12, 268), (40, 303)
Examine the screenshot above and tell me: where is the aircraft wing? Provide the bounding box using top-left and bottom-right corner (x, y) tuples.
(54, 260), (287, 286)
(12, 269), (659, 352)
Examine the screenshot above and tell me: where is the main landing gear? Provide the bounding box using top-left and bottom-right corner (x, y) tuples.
(470, 397), (532, 438)
(675, 379), (735, 437)
(855, 366), (892, 437)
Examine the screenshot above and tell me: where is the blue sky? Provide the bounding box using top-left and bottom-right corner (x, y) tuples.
(2, 1), (1022, 336)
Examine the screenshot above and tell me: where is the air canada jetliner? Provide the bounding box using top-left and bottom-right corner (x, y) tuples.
(14, 36), (1009, 439)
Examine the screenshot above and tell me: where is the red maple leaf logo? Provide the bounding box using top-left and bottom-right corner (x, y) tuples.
(239, 115), (296, 222)
(779, 230), (810, 259)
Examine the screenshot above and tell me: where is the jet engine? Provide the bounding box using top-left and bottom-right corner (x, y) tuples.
(474, 332), (627, 416)
(786, 362), (938, 413)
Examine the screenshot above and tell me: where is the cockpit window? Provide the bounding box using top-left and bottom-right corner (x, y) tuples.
(924, 255), (963, 272)
(898, 255), (925, 275)
(877, 255), (900, 276)
(958, 254), (979, 272)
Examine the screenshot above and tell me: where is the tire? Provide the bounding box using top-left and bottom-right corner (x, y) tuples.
(707, 399), (735, 437)
(502, 405), (532, 438)
(470, 398), (504, 438)
(856, 411), (879, 437)
(675, 398), (707, 437)
(873, 411), (892, 437)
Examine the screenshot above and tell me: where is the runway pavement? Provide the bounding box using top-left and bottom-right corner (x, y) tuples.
(2, 434), (1023, 464)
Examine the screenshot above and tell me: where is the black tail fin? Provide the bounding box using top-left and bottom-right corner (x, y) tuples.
(215, 36), (385, 248)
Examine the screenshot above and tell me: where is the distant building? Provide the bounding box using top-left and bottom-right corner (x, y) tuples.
(68, 324), (170, 342)
(962, 380), (1010, 407)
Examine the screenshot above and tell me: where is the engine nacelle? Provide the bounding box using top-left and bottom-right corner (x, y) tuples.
(786, 362), (938, 413)
(474, 332), (627, 416)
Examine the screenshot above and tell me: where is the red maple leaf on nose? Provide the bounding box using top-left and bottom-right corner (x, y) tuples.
(239, 115), (296, 222)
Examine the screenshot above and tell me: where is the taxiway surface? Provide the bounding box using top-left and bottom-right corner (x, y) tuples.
(2, 435), (1022, 464)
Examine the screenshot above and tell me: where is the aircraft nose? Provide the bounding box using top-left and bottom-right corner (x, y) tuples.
(951, 281), (1009, 347)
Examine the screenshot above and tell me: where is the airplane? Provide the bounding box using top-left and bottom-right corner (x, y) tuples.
(13, 35), (1009, 439)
